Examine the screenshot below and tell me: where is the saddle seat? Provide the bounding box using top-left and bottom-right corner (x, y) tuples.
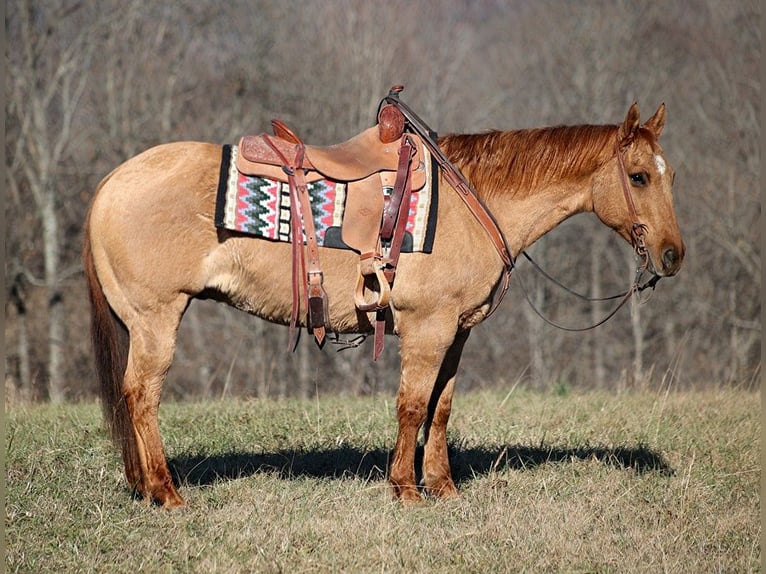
(237, 118), (425, 190)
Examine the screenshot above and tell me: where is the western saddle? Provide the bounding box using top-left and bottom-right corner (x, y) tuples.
(236, 86), (513, 359)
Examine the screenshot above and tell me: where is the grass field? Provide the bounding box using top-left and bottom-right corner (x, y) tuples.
(6, 386), (760, 573)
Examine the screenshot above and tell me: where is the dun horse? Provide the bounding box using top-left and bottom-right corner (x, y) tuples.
(83, 100), (684, 508)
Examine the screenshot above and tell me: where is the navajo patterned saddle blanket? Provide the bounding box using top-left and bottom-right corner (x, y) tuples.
(214, 144), (438, 253)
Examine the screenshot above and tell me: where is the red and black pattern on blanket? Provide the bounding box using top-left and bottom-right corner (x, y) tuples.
(214, 144), (437, 253)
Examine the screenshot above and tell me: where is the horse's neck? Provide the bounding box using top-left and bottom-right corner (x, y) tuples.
(486, 181), (593, 256)
(441, 126), (615, 255)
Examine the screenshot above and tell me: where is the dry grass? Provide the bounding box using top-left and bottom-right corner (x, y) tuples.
(6, 386), (760, 573)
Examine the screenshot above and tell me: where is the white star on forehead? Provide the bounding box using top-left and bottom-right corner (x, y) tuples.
(654, 155), (666, 175)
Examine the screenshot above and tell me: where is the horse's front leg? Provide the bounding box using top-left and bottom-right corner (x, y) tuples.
(422, 329), (471, 499)
(390, 321), (458, 503)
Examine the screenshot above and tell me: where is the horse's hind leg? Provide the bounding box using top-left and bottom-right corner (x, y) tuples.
(422, 329), (470, 498)
(122, 298), (188, 509)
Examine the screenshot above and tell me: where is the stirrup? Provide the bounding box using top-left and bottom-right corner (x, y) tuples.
(354, 254), (391, 312)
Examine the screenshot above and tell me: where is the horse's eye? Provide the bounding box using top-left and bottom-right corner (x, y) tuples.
(630, 172), (648, 187)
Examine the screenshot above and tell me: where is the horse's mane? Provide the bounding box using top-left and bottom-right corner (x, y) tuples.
(438, 124), (619, 200)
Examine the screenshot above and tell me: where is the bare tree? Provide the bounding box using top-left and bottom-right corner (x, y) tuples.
(7, 0), (95, 401)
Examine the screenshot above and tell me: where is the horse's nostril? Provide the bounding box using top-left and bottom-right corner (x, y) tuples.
(662, 247), (678, 270)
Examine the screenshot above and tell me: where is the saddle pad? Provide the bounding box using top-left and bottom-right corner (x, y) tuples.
(214, 144), (437, 253)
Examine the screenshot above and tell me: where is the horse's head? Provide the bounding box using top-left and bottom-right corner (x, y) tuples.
(593, 103), (685, 277)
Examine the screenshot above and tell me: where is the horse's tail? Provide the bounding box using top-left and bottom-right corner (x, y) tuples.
(82, 202), (138, 482)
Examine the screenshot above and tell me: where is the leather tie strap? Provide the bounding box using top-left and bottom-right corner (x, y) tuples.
(262, 134), (328, 349)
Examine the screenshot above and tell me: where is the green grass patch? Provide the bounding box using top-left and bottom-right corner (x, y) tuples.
(6, 388), (760, 572)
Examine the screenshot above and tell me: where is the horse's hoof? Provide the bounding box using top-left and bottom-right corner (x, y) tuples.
(401, 496), (426, 507)
(396, 488), (425, 506)
(427, 480), (460, 499)
(434, 487), (461, 500)
(159, 491), (187, 510)
(162, 500), (187, 511)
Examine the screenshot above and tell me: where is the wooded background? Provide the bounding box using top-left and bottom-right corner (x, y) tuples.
(5, 0), (760, 402)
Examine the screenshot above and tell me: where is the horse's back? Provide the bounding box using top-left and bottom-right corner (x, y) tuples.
(91, 141), (221, 210)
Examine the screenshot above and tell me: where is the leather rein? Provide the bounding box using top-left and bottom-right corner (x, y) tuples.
(514, 138), (661, 332)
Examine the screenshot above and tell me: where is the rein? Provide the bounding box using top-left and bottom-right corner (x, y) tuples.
(515, 139), (662, 332)
(516, 255), (660, 332)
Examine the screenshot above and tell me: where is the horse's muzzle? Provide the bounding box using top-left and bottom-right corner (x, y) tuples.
(658, 243), (684, 276)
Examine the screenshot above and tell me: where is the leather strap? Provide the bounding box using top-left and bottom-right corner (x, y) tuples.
(293, 166), (327, 344)
(615, 139), (649, 267)
(288, 167), (304, 350)
(381, 88), (514, 317)
(382, 136), (415, 282)
(380, 136), (414, 240)
(354, 136), (416, 360)
(375, 137), (414, 361)
(374, 309), (386, 360)
(262, 134), (327, 348)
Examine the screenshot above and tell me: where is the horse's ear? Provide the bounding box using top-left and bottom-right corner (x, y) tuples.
(617, 102), (641, 147)
(643, 103), (666, 139)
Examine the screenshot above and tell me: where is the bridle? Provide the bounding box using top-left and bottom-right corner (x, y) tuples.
(615, 138), (650, 268)
(516, 136), (662, 332)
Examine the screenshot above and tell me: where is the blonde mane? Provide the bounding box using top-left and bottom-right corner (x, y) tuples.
(438, 124), (620, 199)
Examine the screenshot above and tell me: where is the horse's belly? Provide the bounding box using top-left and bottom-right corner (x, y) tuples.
(204, 236), (373, 333)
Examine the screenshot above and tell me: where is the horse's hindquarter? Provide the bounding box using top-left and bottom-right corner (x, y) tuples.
(88, 143), (223, 320)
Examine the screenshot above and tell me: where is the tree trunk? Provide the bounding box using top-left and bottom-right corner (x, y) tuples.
(42, 193), (66, 403)
(628, 252), (644, 387)
(590, 239), (606, 388)
(524, 282), (547, 389)
(9, 278), (32, 401)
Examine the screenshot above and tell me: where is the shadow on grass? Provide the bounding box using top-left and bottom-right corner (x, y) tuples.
(170, 441), (673, 488)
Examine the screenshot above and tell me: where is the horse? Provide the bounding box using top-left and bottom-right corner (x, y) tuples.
(83, 101), (684, 508)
